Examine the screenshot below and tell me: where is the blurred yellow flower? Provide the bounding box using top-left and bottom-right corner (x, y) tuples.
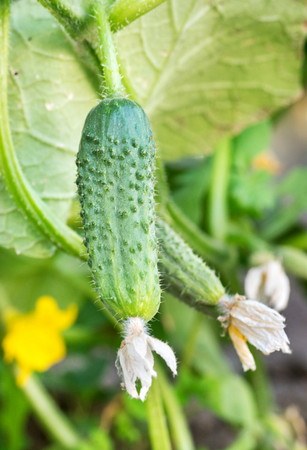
(2, 296), (77, 386)
(252, 152), (281, 174)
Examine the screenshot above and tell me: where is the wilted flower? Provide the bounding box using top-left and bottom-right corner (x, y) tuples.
(2, 296), (77, 385)
(116, 317), (177, 401)
(245, 260), (290, 311)
(218, 294), (291, 371)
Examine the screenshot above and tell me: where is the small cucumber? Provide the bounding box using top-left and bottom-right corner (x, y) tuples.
(76, 97), (160, 321)
(157, 219), (225, 314)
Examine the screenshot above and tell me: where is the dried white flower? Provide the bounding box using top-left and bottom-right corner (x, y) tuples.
(116, 317), (177, 401)
(218, 294), (291, 371)
(244, 260), (290, 311)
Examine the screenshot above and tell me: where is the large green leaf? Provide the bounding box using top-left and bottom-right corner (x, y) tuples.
(0, 0), (96, 257)
(116, 0), (306, 159)
(1, 0), (306, 257)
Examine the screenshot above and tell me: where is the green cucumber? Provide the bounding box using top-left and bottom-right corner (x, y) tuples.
(157, 219), (225, 314)
(76, 97), (160, 321)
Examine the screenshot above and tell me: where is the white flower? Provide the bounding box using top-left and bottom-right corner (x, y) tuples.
(116, 317), (177, 401)
(244, 260), (290, 311)
(218, 294), (291, 371)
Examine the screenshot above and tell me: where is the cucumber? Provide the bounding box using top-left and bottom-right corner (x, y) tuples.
(157, 218), (225, 314)
(76, 97), (160, 321)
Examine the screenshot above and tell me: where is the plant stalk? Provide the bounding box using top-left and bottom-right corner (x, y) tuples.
(146, 378), (172, 450)
(93, 2), (125, 96)
(158, 367), (195, 450)
(36, 0), (86, 38)
(22, 376), (81, 449)
(208, 137), (231, 241)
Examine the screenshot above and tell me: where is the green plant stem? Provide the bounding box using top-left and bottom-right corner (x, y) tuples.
(109, 0), (166, 31)
(166, 200), (232, 267)
(282, 232), (307, 250)
(22, 375), (81, 449)
(158, 367), (195, 450)
(0, 2), (85, 259)
(146, 378), (172, 450)
(208, 137), (231, 241)
(36, 0), (86, 38)
(93, 2), (125, 96)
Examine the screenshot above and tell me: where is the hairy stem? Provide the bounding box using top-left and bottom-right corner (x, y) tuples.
(22, 376), (81, 448)
(109, 0), (166, 31)
(93, 1), (125, 96)
(36, 0), (86, 38)
(0, 1), (85, 259)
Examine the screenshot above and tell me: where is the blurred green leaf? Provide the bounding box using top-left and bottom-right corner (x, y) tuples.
(230, 171), (275, 217)
(261, 168), (307, 239)
(179, 371), (257, 427)
(162, 295), (229, 375)
(199, 374), (257, 426)
(117, 1), (305, 160)
(0, 249), (94, 311)
(0, 361), (30, 450)
(114, 410), (142, 444)
(229, 120), (276, 216)
(232, 121), (272, 168)
(76, 429), (114, 450)
(167, 157), (212, 224)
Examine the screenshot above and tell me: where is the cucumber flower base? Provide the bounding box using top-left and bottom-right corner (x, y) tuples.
(2, 296), (77, 385)
(245, 260), (290, 311)
(116, 317), (177, 401)
(218, 295), (291, 371)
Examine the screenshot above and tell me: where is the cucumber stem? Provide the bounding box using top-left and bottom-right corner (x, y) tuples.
(93, 2), (125, 97)
(36, 0), (86, 38)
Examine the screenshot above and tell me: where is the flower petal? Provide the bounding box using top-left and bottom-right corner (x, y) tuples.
(245, 261), (290, 311)
(116, 318), (177, 400)
(117, 345), (139, 399)
(228, 325), (256, 371)
(148, 336), (177, 376)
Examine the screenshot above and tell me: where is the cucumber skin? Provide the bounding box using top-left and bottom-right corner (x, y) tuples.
(76, 98), (160, 321)
(157, 219), (225, 312)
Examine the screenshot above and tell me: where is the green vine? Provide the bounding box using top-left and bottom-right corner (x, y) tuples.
(36, 0), (86, 38)
(92, 1), (125, 96)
